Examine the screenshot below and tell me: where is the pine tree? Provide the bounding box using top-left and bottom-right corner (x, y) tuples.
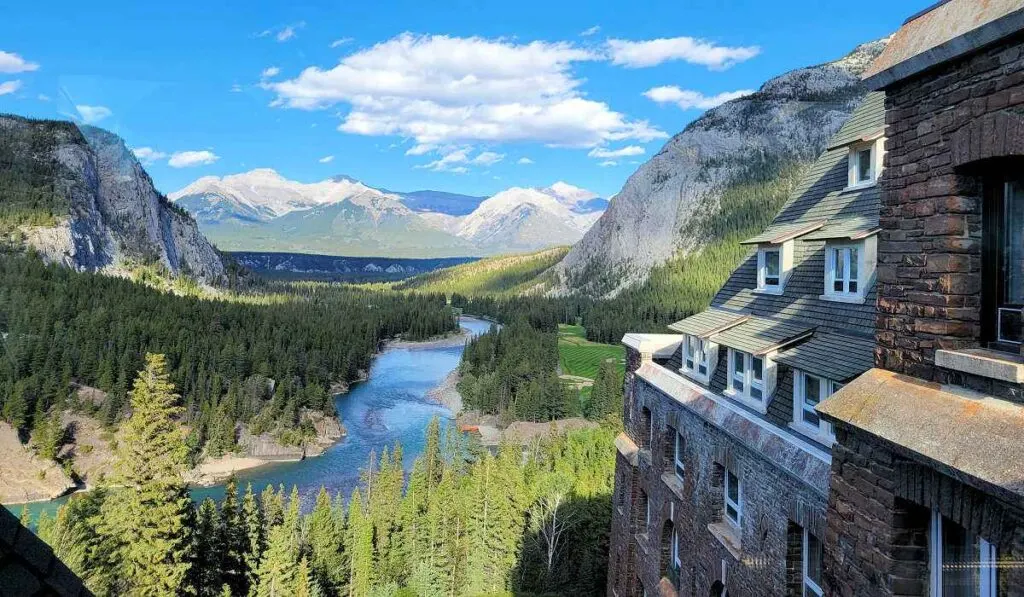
(307, 486), (346, 593)
(97, 353), (192, 597)
(241, 483), (265, 594)
(220, 477), (247, 596)
(347, 489), (373, 597)
(252, 486), (301, 597)
(193, 498), (224, 596)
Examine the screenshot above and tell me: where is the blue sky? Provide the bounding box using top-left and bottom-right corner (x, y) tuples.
(0, 0), (928, 198)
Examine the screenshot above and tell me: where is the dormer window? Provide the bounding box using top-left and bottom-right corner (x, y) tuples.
(757, 247), (782, 292)
(755, 241), (793, 294)
(681, 334), (711, 382)
(791, 370), (840, 445)
(725, 348), (773, 411)
(828, 244), (859, 295)
(847, 138), (883, 188)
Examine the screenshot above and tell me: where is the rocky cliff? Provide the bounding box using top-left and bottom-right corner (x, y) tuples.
(0, 115), (225, 282)
(550, 39), (888, 297)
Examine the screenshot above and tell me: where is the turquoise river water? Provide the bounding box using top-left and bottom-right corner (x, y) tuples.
(7, 316), (493, 521)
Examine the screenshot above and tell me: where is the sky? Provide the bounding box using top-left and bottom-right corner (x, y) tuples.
(0, 0), (930, 199)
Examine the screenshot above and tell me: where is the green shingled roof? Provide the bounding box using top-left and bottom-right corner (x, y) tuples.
(667, 308), (749, 337)
(712, 316), (815, 356)
(773, 332), (875, 382)
(740, 220), (826, 245)
(801, 216), (880, 241)
(826, 92), (886, 149)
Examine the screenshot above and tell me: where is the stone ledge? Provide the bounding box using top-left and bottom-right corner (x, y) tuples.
(707, 521), (742, 560)
(935, 348), (1024, 383)
(660, 472), (687, 502)
(614, 433), (639, 467)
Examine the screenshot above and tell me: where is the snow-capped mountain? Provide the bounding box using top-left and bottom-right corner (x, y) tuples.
(170, 170), (604, 258)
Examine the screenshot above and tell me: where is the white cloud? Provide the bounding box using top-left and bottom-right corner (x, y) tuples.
(76, 105), (112, 124)
(330, 37), (353, 48)
(643, 86), (754, 110)
(580, 25), (601, 37)
(261, 66), (281, 79)
(416, 147), (503, 172)
(471, 151), (504, 166)
(517, 157), (534, 165)
(168, 150), (220, 168)
(0, 51), (39, 74)
(0, 81), (22, 96)
(588, 145), (644, 159)
(598, 160), (618, 167)
(268, 33), (665, 148)
(319, 155), (335, 163)
(607, 37), (760, 69)
(405, 143), (435, 156)
(258, 21), (305, 42)
(132, 147), (168, 165)
(230, 84), (244, 93)
(37, 93), (50, 102)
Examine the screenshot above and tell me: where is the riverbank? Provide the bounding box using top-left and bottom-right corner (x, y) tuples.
(426, 368), (462, 413)
(386, 325), (475, 350)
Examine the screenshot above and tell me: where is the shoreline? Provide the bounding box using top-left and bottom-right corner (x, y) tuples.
(426, 368), (463, 414)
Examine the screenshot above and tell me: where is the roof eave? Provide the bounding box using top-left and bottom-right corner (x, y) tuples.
(863, 7), (1024, 91)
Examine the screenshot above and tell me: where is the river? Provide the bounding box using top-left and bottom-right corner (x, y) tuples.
(8, 316), (493, 520)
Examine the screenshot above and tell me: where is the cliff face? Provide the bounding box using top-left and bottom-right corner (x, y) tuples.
(550, 39), (888, 297)
(0, 115), (224, 282)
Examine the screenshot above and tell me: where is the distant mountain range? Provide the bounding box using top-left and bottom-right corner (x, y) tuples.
(170, 170), (605, 258)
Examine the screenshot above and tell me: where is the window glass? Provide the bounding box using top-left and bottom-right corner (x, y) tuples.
(674, 431), (685, 480)
(725, 471), (740, 525)
(765, 250), (780, 285)
(1006, 181), (1024, 305)
(806, 532), (823, 593)
(731, 352), (744, 391)
(857, 148), (872, 182)
(833, 248), (845, 292)
(849, 247), (859, 293)
(685, 336), (695, 369)
(802, 374), (821, 426)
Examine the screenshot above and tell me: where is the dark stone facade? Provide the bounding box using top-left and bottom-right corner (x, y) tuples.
(609, 346), (829, 597)
(0, 506), (91, 596)
(875, 30), (1024, 384)
(824, 22), (1024, 597)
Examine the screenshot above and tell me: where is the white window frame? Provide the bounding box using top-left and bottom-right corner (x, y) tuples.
(847, 138), (883, 189)
(802, 528), (824, 597)
(673, 430), (685, 481)
(757, 246), (784, 294)
(824, 242), (865, 301)
(791, 370), (839, 445)
(724, 469), (742, 529)
(725, 348), (767, 411)
(929, 509), (998, 597)
(671, 527), (682, 572)
(681, 334), (710, 382)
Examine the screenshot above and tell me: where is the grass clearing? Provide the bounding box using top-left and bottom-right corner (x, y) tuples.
(557, 324), (625, 380)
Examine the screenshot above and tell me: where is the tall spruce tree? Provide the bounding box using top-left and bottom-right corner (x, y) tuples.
(192, 498), (224, 596)
(220, 477), (247, 595)
(347, 489), (374, 597)
(307, 486), (347, 594)
(241, 482), (266, 593)
(97, 353), (193, 597)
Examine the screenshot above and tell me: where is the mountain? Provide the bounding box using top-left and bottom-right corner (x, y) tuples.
(228, 251), (476, 282)
(379, 188), (487, 216)
(550, 39), (889, 297)
(171, 171), (604, 258)
(0, 115), (225, 282)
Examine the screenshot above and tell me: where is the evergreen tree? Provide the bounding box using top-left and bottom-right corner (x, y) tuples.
(347, 489), (373, 597)
(193, 498), (224, 596)
(241, 483), (266, 593)
(253, 486), (301, 597)
(97, 353), (192, 597)
(307, 486), (347, 593)
(220, 477), (247, 596)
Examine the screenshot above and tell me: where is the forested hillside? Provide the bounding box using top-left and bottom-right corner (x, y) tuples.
(37, 359), (615, 596)
(395, 246), (567, 296)
(0, 252), (455, 456)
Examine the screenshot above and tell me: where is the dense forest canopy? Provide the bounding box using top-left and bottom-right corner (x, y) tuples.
(0, 252), (456, 454)
(36, 356), (616, 596)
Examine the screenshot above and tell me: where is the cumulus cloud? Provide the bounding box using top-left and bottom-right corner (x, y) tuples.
(37, 93), (50, 102)
(517, 157), (534, 165)
(261, 66), (281, 79)
(330, 37), (353, 48)
(0, 51), (39, 73)
(132, 147), (168, 165)
(319, 155), (335, 163)
(643, 85), (754, 110)
(76, 105), (112, 124)
(607, 37), (759, 69)
(267, 33), (665, 148)
(587, 145), (644, 159)
(472, 151), (504, 166)
(580, 25), (601, 37)
(0, 81), (22, 96)
(598, 160), (618, 167)
(168, 150), (220, 168)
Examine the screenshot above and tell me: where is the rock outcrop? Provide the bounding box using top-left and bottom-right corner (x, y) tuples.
(0, 422), (75, 503)
(0, 115), (225, 282)
(550, 39), (888, 297)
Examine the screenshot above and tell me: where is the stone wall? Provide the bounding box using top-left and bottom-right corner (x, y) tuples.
(0, 507), (91, 596)
(612, 367), (829, 597)
(824, 423), (1024, 597)
(876, 30), (1024, 381)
